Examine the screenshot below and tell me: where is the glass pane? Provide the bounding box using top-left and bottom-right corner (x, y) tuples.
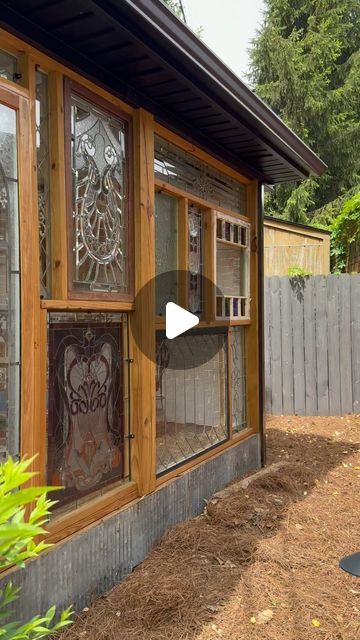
(156, 330), (229, 474)
(231, 327), (247, 433)
(216, 242), (247, 297)
(154, 135), (246, 214)
(36, 71), (51, 297)
(0, 104), (20, 460)
(188, 204), (203, 315)
(71, 95), (128, 293)
(155, 191), (178, 315)
(0, 50), (17, 83)
(47, 312), (130, 509)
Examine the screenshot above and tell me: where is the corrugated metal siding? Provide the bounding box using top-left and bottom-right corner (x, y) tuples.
(1, 435), (260, 619)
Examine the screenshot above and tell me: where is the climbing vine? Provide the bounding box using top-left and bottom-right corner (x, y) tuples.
(331, 192), (360, 273)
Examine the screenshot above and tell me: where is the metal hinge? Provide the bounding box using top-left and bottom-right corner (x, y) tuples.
(125, 433), (135, 440)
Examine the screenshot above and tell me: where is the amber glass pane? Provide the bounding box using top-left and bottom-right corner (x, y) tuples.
(155, 191), (178, 315)
(216, 242), (247, 297)
(36, 71), (51, 297)
(71, 95), (128, 294)
(156, 330), (229, 474)
(0, 104), (20, 460)
(47, 312), (129, 507)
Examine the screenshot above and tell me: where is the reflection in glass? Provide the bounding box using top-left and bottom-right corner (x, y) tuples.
(0, 50), (17, 83)
(47, 312), (129, 508)
(155, 191), (178, 315)
(156, 330), (228, 474)
(0, 104), (20, 459)
(71, 95), (128, 293)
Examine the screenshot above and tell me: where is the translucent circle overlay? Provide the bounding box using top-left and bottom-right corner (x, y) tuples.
(133, 270), (225, 370)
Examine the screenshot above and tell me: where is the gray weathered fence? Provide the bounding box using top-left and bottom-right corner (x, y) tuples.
(265, 274), (360, 416)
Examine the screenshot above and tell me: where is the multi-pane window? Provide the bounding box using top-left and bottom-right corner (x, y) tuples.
(47, 312), (130, 508)
(0, 104), (20, 459)
(216, 213), (250, 319)
(70, 93), (129, 295)
(36, 70), (52, 297)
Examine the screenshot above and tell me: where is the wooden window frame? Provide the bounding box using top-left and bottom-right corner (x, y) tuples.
(0, 28), (261, 546)
(64, 78), (134, 303)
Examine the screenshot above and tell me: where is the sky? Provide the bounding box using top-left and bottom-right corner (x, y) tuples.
(183, 0), (265, 80)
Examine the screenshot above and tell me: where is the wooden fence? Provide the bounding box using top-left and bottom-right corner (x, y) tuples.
(264, 274), (360, 416)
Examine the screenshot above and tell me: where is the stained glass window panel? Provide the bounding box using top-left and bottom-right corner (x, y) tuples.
(155, 191), (178, 315)
(216, 243), (247, 298)
(156, 330), (229, 474)
(47, 312), (129, 508)
(36, 71), (51, 297)
(0, 104), (20, 460)
(154, 135), (246, 214)
(71, 95), (128, 294)
(188, 204), (203, 315)
(231, 327), (247, 433)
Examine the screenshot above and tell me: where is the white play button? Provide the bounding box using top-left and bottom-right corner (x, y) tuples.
(165, 302), (199, 339)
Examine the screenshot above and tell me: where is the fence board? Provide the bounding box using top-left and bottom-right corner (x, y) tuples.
(351, 276), (360, 413)
(303, 277), (317, 415)
(339, 276), (352, 414)
(280, 277), (294, 414)
(327, 275), (341, 415)
(265, 274), (360, 416)
(269, 277), (282, 415)
(292, 279), (306, 415)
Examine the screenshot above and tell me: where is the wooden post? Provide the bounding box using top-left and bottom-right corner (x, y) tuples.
(49, 72), (68, 299)
(130, 108), (156, 495)
(246, 180), (260, 433)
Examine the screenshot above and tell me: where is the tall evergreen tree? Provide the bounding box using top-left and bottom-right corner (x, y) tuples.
(249, 0), (360, 223)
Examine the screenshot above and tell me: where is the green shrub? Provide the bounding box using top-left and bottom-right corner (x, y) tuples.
(0, 457), (73, 639)
(331, 192), (360, 273)
(287, 266), (312, 277)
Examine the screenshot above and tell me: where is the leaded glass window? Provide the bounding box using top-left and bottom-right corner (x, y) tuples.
(188, 204), (203, 315)
(71, 94), (128, 294)
(154, 135), (246, 214)
(0, 104), (20, 459)
(230, 327), (247, 433)
(156, 329), (228, 474)
(47, 312), (130, 508)
(36, 70), (51, 297)
(216, 214), (250, 319)
(0, 50), (18, 83)
(155, 191), (178, 315)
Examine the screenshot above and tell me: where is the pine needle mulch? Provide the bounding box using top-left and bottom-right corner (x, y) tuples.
(60, 415), (360, 640)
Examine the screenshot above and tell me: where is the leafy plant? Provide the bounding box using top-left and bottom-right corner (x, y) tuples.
(287, 266), (312, 277)
(331, 192), (360, 272)
(0, 457), (73, 639)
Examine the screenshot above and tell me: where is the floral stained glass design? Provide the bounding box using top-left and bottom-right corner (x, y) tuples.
(0, 104), (20, 460)
(71, 95), (128, 293)
(36, 71), (51, 297)
(230, 327), (247, 432)
(47, 313), (128, 507)
(155, 191), (178, 315)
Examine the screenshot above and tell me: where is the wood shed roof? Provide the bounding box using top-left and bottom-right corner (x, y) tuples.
(0, 0), (327, 184)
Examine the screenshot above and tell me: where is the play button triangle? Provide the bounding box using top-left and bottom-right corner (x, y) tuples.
(165, 302), (199, 339)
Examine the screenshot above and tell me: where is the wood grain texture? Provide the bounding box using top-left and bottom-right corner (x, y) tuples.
(245, 181), (260, 432)
(130, 108), (156, 495)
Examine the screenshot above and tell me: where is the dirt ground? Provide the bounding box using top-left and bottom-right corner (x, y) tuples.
(61, 415), (360, 640)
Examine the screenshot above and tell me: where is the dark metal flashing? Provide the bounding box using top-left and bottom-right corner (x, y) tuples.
(0, 0), (327, 184)
(264, 215), (332, 235)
